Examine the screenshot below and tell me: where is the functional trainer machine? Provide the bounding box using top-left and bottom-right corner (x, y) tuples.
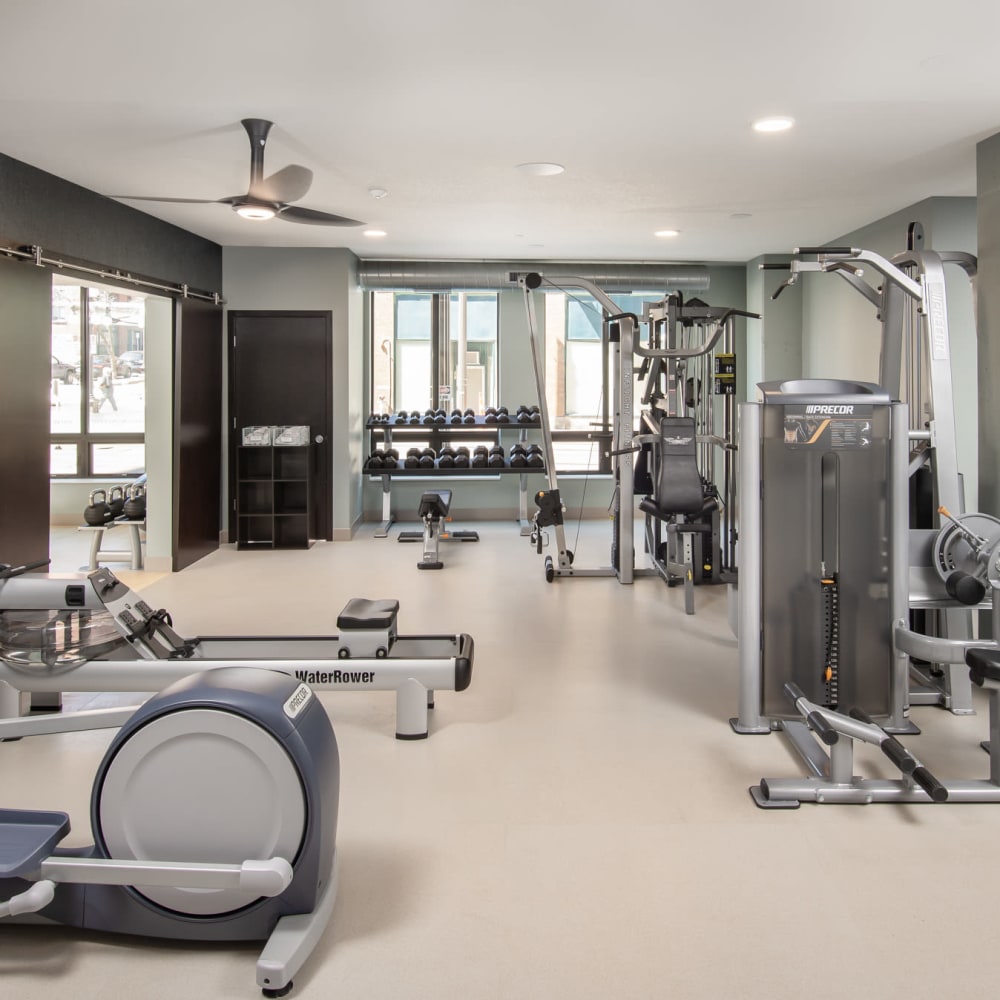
(397, 489), (479, 569)
(1, 666), (339, 996)
(732, 378), (1000, 806)
(766, 239), (980, 714)
(518, 272), (754, 591)
(0, 561), (473, 741)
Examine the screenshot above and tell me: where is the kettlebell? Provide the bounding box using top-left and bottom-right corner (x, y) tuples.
(84, 489), (113, 526)
(107, 485), (126, 518)
(123, 483), (146, 521)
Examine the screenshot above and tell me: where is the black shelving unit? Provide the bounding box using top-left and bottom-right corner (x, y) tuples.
(237, 445), (311, 549)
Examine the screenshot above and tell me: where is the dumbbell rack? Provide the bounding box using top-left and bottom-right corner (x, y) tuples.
(364, 415), (546, 537)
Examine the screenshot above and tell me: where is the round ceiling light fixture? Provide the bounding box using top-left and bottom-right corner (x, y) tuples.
(234, 202), (276, 221)
(368, 187), (389, 200)
(752, 116), (795, 133)
(363, 229), (387, 238)
(516, 162), (565, 176)
(654, 229), (680, 238)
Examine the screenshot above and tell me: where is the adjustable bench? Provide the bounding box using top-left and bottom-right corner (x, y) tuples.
(398, 489), (478, 569)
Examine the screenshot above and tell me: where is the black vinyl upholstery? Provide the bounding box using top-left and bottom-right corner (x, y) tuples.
(418, 489), (452, 520)
(638, 417), (706, 519)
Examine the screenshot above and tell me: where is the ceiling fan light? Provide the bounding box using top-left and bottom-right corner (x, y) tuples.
(235, 203), (276, 221)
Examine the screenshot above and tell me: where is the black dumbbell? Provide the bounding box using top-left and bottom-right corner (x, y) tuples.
(454, 451), (470, 468)
(438, 452), (455, 469)
(368, 454), (384, 469)
(409, 414), (421, 425)
(471, 450), (488, 468)
(488, 451), (505, 468)
(456, 446), (470, 458)
(405, 453), (420, 468)
(497, 405), (509, 416)
(464, 408), (475, 417)
(527, 450), (544, 468)
(434, 414), (446, 424)
(463, 413), (476, 424)
(496, 412), (510, 423)
(419, 452), (435, 469)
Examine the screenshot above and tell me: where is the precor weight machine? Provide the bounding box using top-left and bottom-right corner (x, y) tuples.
(766, 239), (980, 714)
(0, 561), (474, 741)
(731, 378), (1000, 806)
(518, 272), (754, 594)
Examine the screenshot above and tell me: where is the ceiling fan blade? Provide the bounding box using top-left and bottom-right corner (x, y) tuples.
(277, 205), (365, 227)
(253, 164), (314, 204)
(112, 195), (226, 204)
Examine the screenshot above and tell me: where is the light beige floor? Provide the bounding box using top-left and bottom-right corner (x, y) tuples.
(4, 523), (1000, 999)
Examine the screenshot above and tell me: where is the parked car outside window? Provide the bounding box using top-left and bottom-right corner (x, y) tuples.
(51, 355), (78, 383)
(91, 354), (136, 378)
(118, 350), (144, 375)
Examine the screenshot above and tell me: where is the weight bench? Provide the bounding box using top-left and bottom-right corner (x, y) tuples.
(76, 517), (146, 571)
(398, 490), (478, 570)
(638, 416), (718, 614)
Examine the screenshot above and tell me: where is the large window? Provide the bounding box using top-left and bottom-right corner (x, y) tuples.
(371, 291), (498, 415)
(50, 277), (153, 478)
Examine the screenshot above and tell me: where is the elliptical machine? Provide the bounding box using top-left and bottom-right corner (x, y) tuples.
(0, 666), (340, 996)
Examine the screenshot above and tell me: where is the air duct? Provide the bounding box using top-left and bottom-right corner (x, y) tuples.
(357, 260), (710, 293)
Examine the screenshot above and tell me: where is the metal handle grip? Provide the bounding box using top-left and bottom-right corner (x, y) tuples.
(794, 246), (853, 255)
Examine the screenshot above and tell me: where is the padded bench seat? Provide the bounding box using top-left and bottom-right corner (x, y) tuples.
(337, 598), (400, 631)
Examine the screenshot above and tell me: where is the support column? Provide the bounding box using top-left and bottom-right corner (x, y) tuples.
(976, 133), (1000, 520)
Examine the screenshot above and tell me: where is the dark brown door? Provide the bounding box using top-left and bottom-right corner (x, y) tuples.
(174, 297), (224, 571)
(229, 311), (333, 541)
(0, 255), (52, 568)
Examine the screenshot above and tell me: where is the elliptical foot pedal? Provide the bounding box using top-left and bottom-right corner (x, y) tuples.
(418, 561), (444, 571)
(0, 808), (70, 876)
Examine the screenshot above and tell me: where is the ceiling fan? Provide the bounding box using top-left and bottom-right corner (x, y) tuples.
(115, 118), (365, 226)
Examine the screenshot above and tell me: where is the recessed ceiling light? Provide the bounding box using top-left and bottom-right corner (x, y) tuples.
(363, 229), (387, 238)
(654, 229), (680, 238)
(752, 116), (795, 133)
(368, 187), (389, 200)
(516, 162), (565, 176)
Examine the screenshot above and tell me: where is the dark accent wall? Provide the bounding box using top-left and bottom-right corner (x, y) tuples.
(0, 150), (224, 569)
(0, 152), (221, 293)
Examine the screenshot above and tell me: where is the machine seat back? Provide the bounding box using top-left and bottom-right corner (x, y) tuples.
(418, 490), (452, 521)
(639, 416), (706, 519)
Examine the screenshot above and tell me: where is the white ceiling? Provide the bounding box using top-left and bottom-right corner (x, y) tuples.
(3, 1), (999, 264)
